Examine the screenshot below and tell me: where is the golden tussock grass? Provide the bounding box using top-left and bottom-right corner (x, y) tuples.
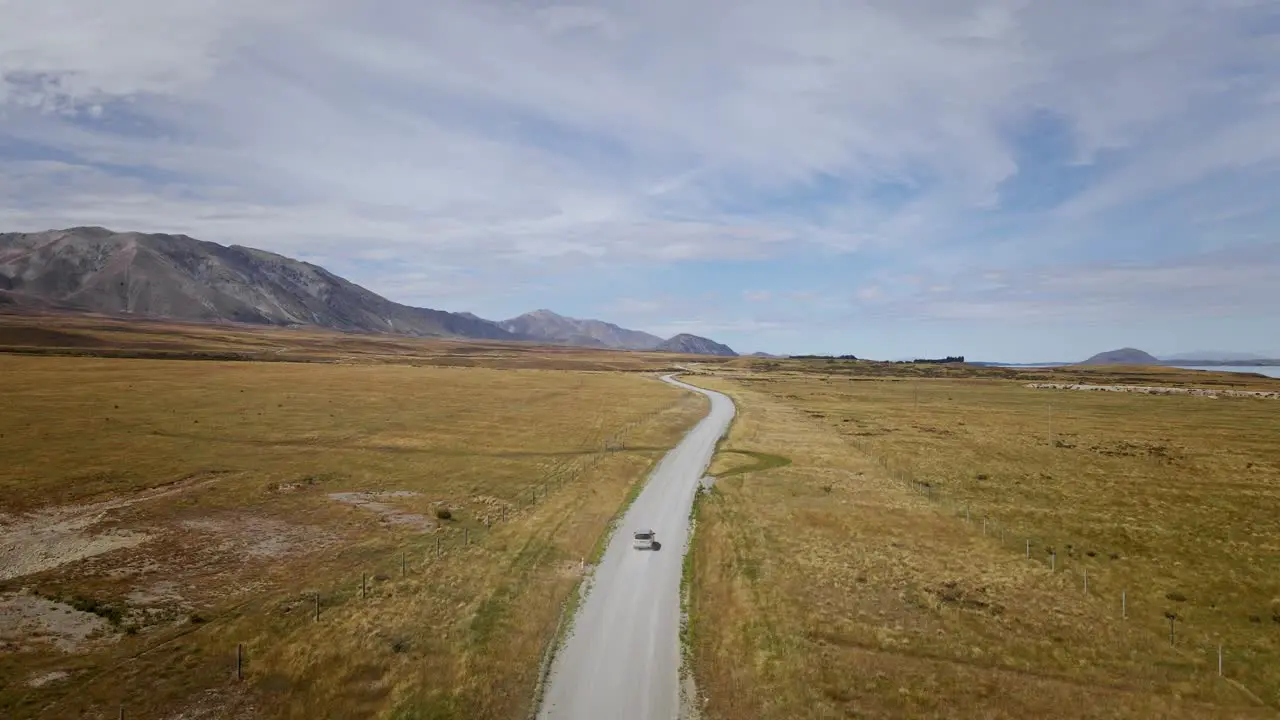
(0, 352), (706, 718)
(0, 311), (731, 373)
(683, 366), (1279, 718)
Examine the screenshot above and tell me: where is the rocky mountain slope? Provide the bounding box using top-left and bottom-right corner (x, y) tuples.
(656, 333), (737, 357)
(0, 227), (740, 355)
(0, 227), (516, 339)
(498, 309), (664, 350)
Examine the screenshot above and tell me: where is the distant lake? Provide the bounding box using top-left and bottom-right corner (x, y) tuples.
(990, 364), (1280, 379)
(1171, 365), (1280, 379)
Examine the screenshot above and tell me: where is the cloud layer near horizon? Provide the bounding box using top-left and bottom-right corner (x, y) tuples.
(2, 0), (1278, 358)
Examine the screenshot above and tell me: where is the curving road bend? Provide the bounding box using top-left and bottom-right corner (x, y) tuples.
(537, 375), (736, 720)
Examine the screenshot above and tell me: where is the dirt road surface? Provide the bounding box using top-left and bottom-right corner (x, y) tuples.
(537, 375), (734, 720)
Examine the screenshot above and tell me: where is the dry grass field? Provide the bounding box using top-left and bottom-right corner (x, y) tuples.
(684, 362), (1280, 718)
(0, 311), (725, 373)
(0, 349), (706, 718)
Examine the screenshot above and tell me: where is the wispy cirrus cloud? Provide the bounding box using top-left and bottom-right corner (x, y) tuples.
(865, 244), (1280, 323)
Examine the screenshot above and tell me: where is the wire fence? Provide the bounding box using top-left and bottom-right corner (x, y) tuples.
(844, 431), (1275, 710)
(21, 405), (677, 719)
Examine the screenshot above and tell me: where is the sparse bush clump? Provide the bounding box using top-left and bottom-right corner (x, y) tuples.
(68, 595), (124, 625)
(435, 507), (453, 520)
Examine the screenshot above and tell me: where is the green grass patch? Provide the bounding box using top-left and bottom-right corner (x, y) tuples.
(711, 449), (792, 477)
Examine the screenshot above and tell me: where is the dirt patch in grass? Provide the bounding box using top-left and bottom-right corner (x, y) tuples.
(0, 470), (247, 582)
(0, 506), (154, 582)
(327, 491), (434, 532)
(0, 592), (115, 652)
(178, 514), (339, 560)
(0, 353), (708, 719)
(25, 670), (70, 688)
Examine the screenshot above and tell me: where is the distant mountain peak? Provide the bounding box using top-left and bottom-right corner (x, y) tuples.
(1080, 347), (1160, 366)
(1, 227), (741, 357)
(498, 309), (665, 351)
(0, 227), (515, 341)
(656, 333), (738, 357)
(63, 225), (118, 237)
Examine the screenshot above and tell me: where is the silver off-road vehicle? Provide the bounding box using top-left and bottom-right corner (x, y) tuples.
(632, 528), (656, 550)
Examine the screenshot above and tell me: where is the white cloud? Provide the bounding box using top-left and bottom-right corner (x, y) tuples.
(855, 285), (884, 302)
(880, 245), (1280, 322)
(1, 0), (1278, 321)
(605, 297), (665, 316)
(647, 318), (787, 338)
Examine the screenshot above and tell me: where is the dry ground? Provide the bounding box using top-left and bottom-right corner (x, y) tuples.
(684, 364), (1280, 719)
(0, 352), (707, 719)
(0, 310), (730, 373)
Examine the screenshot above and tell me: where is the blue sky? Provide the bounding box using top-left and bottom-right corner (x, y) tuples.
(1, 0), (1278, 362)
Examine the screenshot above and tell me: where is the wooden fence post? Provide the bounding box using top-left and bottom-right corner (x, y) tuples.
(236, 643), (243, 681)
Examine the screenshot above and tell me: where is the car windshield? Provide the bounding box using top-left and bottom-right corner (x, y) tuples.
(635, 531), (652, 539)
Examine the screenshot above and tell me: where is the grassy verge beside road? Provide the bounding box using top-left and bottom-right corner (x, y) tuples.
(0, 354), (705, 718)
(683, 366), (1279, 718)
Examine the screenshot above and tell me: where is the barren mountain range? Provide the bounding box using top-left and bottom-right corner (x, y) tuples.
(653, 333), (738, 356)
(1080, 347), (1161, 366)
(1079, 347), (1279, 366)
(0, 227), (737, 356)
(498, 309), (665, 350)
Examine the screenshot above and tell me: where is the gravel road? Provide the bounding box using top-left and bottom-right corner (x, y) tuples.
(537, 375), (735, 720)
